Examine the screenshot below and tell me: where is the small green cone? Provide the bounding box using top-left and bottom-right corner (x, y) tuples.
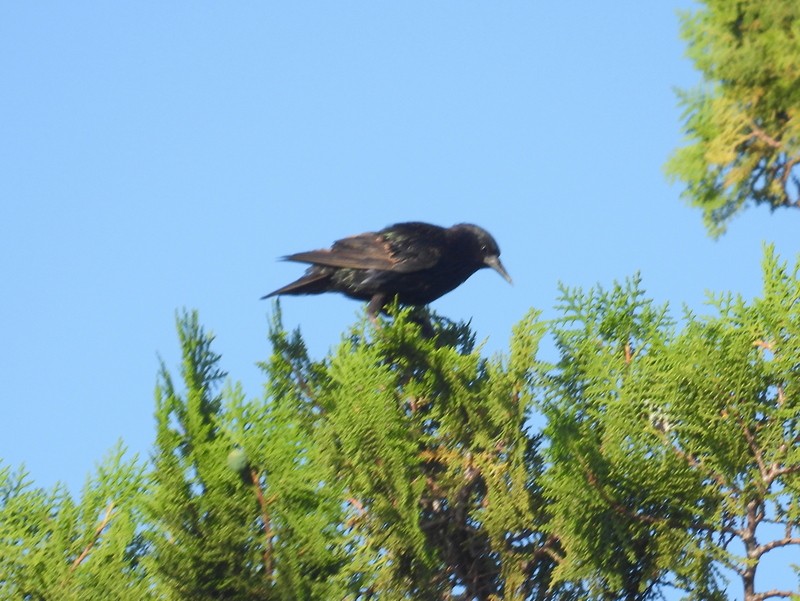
(226, 448), (251, 483)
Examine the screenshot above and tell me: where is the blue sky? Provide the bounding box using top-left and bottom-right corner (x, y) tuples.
(1, 3), (798, 596)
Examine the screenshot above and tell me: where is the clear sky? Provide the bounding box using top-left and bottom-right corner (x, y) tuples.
(1, 3), (798, 597)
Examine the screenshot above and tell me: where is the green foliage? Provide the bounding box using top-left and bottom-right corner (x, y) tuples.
(306, 308), (561, 600)
(540, 249), (800, 600)
(666, 0), (800, 235)
(146, 310), (274, 600)
(0, 443), (152, 600)
(2, 255), (799, 599)
(246, 306), (349, 599)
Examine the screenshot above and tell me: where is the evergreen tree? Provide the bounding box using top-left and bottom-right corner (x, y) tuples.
(146, 310), (347, 600)
(540, 248), (800, 600)
(0, 444), (152, 600)
(7, 5), (800, 599)
(146, 310), (272, 600)
(665, 0), (800, 235)
(2, 255), (798, 600)
(299, 307), (568, 600)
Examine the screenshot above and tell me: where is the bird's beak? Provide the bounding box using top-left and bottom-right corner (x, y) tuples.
(484, 256), (513, 284)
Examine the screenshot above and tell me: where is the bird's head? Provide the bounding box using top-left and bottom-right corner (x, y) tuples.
(452, 224), (513, 284)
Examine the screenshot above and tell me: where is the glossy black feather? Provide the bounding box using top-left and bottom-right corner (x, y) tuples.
(263, 222), (511, 315)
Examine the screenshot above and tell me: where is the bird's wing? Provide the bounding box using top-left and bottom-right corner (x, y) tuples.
(284, 223), (444, 273)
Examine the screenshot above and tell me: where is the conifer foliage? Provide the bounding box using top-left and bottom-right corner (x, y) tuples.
(1, 251), (798, 600)
(0, 444), (151, 600)
(666, 0), (800, 235)
(541, 253), (800, 599)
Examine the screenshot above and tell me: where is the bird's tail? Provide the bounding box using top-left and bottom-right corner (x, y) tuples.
(261, 270), (332, 299)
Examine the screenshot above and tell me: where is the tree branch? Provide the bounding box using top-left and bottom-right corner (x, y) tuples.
(345, 496), (368, 528)
(768, 462), (800, 482)
(780, 156), (800, 201)
(752, 589), (796, 601)
(734, 412), (769, 486)
(661, 433), (739, 495)
(251, 468), (274, 577)
(752, 535), (800, 560)
(748, 121), (783, 150)
(69, 501), (116, 572)
(522, 534), (564, 566)
(752, 339), (773, 352)
(582, 467), (726, 535)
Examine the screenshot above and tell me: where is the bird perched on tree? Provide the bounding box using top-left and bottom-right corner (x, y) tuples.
(263, 222), (512, 316)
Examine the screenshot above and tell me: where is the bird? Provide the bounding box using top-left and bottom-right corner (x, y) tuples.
(262, 222), (512, 316)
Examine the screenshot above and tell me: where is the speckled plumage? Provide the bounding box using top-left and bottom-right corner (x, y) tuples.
(263, 222), (511, 316)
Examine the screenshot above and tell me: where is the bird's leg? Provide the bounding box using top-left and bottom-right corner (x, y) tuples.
(366, 294), (387, 325)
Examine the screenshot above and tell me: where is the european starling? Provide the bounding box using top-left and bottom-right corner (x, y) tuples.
(263, 222), (512, 316)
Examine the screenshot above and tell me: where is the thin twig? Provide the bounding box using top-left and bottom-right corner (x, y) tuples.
(752, 339), (773, 352)
(69, 501), (116, 572)
(660, 432), (738, 494)
(734, 412), (769, 486)
(780, 156), (800, 194)
(345, 496), (368, 528)
(287, 357), (315, 403)
(347, 496), (366, 515)
(251, 468), (274, 576)
(524, 534), (564, 565)
(582, 467), (727, 535)
(748, 121), (783, 149)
